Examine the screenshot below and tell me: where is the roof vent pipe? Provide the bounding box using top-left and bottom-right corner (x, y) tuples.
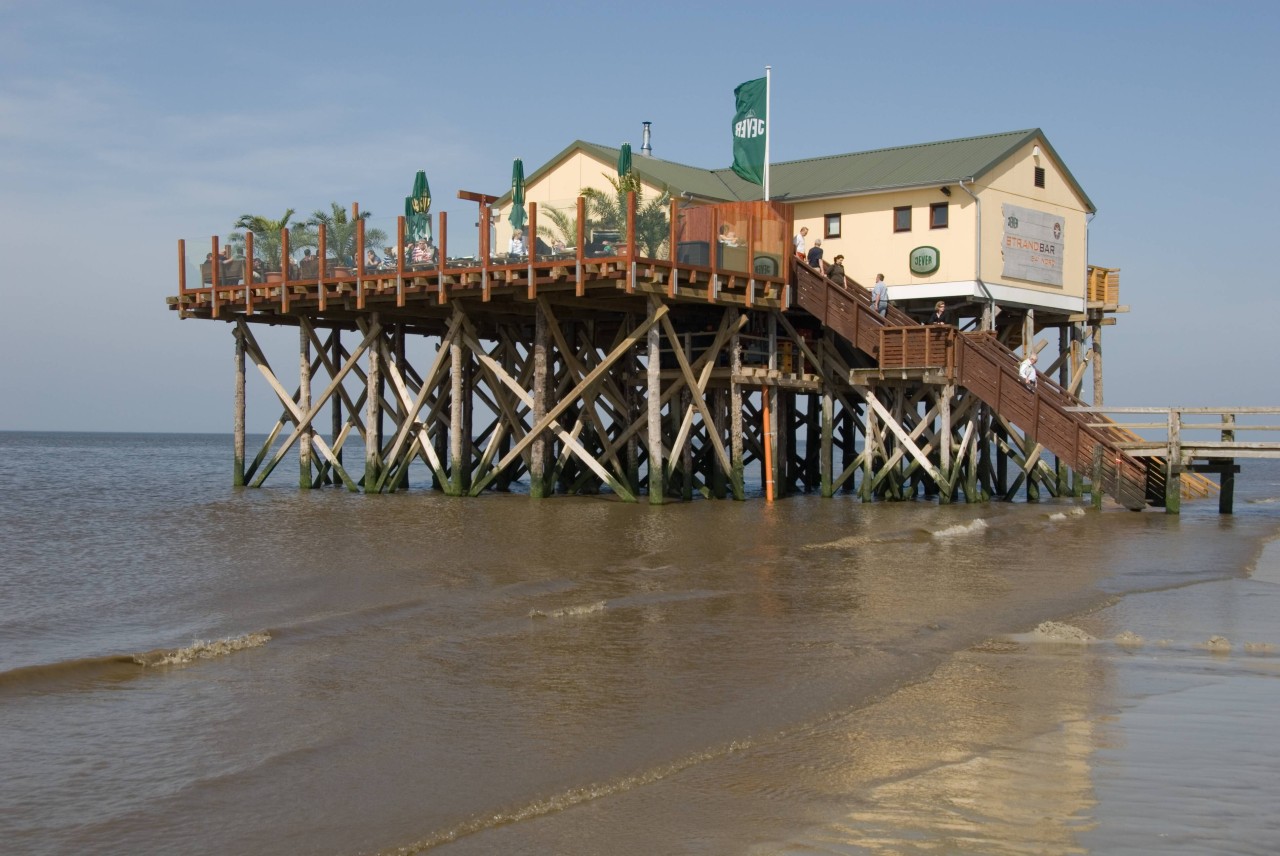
(641, 121), (652, 157)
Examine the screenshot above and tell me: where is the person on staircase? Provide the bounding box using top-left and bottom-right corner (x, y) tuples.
(1018, 352), (1039, 390)
(806, 238), (824, 270)
(871, 274), (889, 317)
(828, 254), (847, 286)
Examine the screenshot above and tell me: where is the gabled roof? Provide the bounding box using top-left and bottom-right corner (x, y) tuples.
(507, 129), (1095, 212)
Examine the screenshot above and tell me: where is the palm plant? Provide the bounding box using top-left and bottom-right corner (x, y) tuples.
(580, 173), (670, 257)
(231, 209), (310, 271)
(536, 206), (579, 248)
(305, 203), (387, 266)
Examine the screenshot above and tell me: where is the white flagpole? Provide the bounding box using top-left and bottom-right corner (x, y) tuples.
(764, 65), (771, 202)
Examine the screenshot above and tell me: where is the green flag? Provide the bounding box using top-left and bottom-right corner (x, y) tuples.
(731, 77), (767, 186)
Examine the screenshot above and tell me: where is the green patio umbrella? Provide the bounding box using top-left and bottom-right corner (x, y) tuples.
(617, 142), (632, 178)
(405, 170), (432, 242)
(508, 159), (527, 232)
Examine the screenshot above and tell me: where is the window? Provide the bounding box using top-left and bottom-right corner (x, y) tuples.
(824, 213), (841, 239)
(893, 206), (912, 233)
(1034, 166), (1046, 188)
(930, 202), (949, 229)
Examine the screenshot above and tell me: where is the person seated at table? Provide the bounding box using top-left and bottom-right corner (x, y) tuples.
(363, 248), (382, 272)
(509, 230), (526, 256)
(410, 240), (434, 266)
(718, 224), (741, 246)
(552, 238), (567, 254)
(298, 248), (318, 278)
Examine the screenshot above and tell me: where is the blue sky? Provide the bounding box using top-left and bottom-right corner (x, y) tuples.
(2, 0), (1277, 432)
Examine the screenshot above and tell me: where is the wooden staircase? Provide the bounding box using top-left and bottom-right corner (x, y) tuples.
(790, 259), (1183, 510)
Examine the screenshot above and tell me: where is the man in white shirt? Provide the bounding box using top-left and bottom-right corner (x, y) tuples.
(509, 230), (527, 255)
(793, 226), (808, 258)
(1018, 352), (1038, 390)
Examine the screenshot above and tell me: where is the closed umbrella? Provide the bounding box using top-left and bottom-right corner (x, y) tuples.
(405, 170), (432, 242)
(508, 159), (527, 232)
(617, 142), (632, 178)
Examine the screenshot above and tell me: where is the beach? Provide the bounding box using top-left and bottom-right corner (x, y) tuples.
(1, 432), (1276, 855)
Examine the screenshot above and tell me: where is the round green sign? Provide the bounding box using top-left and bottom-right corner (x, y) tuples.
(910, 246), (940, 275)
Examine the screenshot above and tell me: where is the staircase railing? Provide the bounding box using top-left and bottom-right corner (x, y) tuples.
(789, 258), (1154, 509)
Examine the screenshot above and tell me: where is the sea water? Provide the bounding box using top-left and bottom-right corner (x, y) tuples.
(1, 432), (1277, 855)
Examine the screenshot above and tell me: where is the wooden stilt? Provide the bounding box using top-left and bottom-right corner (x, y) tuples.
(233, 323), (246, 487)
(531, 302), (549, 498)
(730, 317), (745, 501)
(647, 307), (664, 504)
(365, 313), (381, 491)
(299, 323), (312, 489)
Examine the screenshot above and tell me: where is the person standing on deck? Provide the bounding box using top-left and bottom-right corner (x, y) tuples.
(793, 226), (808, 259)
(928, 300), (949, 325)
(871, 274), (889, 317)
(1019, 352), (1039, 390)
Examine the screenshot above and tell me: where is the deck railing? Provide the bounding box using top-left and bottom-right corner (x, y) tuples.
(175, 196), (795, 317)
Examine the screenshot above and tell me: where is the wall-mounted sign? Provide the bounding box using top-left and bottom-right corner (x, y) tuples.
(909, 246), (940, 275)
(1001, 203), (1064, 286)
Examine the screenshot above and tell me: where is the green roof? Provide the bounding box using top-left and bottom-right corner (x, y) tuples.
(509, 129), (1095, 213)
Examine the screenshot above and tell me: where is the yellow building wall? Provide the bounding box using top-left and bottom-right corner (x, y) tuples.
(975, 139), (1090, 300)
(493, 150), (666, 248)
(791, 190), (977, 292)
(790, 137), (1090, 307)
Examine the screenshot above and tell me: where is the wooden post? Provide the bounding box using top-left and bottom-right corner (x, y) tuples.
(1057, 325), (1070, 495)
(939, 383), (953, 503)
(396, 215), (406, 307)
(449, 317), (465, 497)
(730, 315), (745, 500)
(299, 323), (312, 488)
(1092, 320), (1104, 406)
(647, 308), (664, 503)
(481, 206), (491, 302)
(531, 302), (549, 498)
(821, 362), (834, 498)
(178, 239), (187, 301)
(667, 198), (679, 298)
(1091, 444), (1104, 510)
(762, 385), (774, 503)
(1220, 414), (1236, 514)
(244, 231), (254, 314)
(437, 211), (448, 305)
(861, 389), (876, 502)
(1165, 409), (1181, 514)
(331, 329), (342, 484)
(575, 196), (586, 297)
(233, 324), (246, 487)
(527, 201), (538, 300)
(365, 313), (381, 491)
(317, 224), (327, 312)
(626, 191), (637, 294)
(210, 236), (221, 319)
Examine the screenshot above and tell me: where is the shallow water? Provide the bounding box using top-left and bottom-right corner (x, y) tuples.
(1, 432), (1277, 855)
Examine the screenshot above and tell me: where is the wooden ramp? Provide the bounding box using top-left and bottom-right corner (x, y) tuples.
(791, 259), (1195, 510)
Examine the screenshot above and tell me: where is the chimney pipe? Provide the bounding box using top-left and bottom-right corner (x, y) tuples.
(641, 121), (652, 157)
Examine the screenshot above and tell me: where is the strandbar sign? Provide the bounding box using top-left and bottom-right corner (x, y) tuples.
(1001, 203), (1064, 286)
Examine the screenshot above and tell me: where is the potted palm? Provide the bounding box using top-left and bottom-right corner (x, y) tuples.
(306, 203), (387, 275)
(231, 209), (312, 280)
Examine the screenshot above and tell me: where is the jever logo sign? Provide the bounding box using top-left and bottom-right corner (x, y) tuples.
(731, 77), (767, 186)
